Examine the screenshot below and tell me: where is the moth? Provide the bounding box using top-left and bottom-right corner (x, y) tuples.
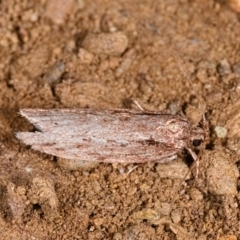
(16, 108), (205, 163)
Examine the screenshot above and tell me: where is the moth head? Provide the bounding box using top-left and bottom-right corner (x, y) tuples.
(190, 126), (205, 149)
(192, 139), (202, 147)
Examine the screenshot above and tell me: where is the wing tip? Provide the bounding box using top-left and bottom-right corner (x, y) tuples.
(16, 132), (29, 142)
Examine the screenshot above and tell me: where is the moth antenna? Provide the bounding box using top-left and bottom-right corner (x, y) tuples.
(168, 159), (198, 216)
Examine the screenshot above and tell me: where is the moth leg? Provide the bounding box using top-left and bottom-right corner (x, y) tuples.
(127, 155), (177, 177)
(132, 99), (145, 111)
(196, 158), (199, 179)
(202, 113), (206, 124)
(187, 148), (199, 179)
(168, 149), (200, 216)
(126, 165), (138, 175)
(156, 154), (177, 163)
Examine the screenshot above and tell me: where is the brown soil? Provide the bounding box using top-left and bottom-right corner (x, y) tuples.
(0, 0), (240, 239)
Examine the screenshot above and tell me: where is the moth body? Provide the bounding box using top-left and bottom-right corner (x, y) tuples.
(16, 109), (205, 163)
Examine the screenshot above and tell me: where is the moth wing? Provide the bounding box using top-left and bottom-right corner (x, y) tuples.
(17, 131), (179, 163)
(17, 109), (184, 163)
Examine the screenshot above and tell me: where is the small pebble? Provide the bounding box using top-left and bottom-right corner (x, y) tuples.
(189, 188), (203, 201)
(214, 126), (228, 138)
(78, 48), (94, 64)
(217, 59), (232, 76)
(233, 62), (240, 76)
(228, 0), (240, 12)
(43, 62), (65, 84)
(156, 161), (191, 179)
(45, 0), (75, 24)
(171, 209), (182, 224)
(132, 208), (160, 221)
(82, 32), (128, 56)
(115, 48), (136, 77)
(206, 151), (239, 195)
(219, 235), (237, 240)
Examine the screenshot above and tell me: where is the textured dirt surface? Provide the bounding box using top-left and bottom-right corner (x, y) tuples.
(0, 0), (240, 239)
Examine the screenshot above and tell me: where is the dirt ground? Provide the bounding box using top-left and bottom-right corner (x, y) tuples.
(0, 0), (240, 239)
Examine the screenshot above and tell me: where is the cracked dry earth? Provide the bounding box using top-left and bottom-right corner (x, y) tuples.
(0, 0), (240, 239)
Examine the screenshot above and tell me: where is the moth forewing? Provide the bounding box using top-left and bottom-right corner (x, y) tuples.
(16, 108), (205, 164)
